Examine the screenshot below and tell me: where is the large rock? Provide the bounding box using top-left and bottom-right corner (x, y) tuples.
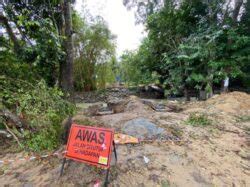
(122, 117), (165, 139)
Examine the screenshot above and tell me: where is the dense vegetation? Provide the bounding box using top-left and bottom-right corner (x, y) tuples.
(121, 0), (250, 98)
(0, 1), (116, 151)
(73, 12), (117, 91)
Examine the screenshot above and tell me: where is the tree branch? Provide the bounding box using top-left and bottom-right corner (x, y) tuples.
(233, 0), (243, 23)
(0, 14), (21, 53)
(3, 122), (22, 148)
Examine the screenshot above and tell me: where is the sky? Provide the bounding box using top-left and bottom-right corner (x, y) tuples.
(75, 0), (145, 56)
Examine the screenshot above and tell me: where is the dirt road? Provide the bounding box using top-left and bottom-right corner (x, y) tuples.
(0, 92), (249, 186)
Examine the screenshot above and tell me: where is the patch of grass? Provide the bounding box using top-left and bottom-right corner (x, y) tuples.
(186, 113), (212, 127)
(161, 180), (170, 187)
(236, 115), (250, 122)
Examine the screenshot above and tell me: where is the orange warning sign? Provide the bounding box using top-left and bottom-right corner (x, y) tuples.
(65, 124), (114, 169)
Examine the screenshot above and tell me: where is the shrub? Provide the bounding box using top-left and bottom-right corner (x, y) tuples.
(186, 113), (212, 126)
(1, 78), (75, 151)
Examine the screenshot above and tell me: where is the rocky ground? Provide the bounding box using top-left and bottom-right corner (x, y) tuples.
(0, 90), (249, 187)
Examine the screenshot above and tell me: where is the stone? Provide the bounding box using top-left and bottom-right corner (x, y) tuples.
(191, 172), (210, 184)
(122, 117), (165, 139)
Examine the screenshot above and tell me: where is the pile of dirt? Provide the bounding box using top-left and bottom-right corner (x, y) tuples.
(206, 92), (250, 113)
(185, 91), (250, 115)
(1, 92), (249, 187)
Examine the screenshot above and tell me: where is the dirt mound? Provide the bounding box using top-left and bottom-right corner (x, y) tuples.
(186, 92), (250, 115)
(206, 92), (250, 113)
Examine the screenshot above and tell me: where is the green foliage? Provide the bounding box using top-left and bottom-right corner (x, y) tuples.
(163, 27), (250, 94)
(0, 50), (39, 83)
(0, 0), (105, 153)
(121, 0), (250, 95)
(73, 13), (116, 91)
(186, 113), (212, 127)
(1, 7), (71, 150)
(3, 3), (64, 85)
(1, 78), (75, 151)
(240, 0), (250, 35)
(123, 0), (163, 23)
(21, 18), (64, 85)
(96, 59), (116, 89)
(119, 51), (143, 85)
(119, 48), (159, 85)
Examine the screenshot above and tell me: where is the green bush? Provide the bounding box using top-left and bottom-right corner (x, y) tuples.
(186, 113), (212, 127)
(1, 78), (75, 151)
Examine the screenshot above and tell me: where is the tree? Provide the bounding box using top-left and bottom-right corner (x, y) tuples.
(60, 0), (74, 92)
(240, 0), (250, 35)
(123, 0), (163, 23)
(1, 0), (75, 91)
(233, 0), (244, 23)
(73, 13), (116, 91)
(122, 0), (250, 99)
(164, 27), (249, 96)
(0, 1), (77, 151)
(119, 51), (141, 85)
(1, 1), (65, 85)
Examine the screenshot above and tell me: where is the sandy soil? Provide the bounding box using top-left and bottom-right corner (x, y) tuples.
(0, 92), (249, 187)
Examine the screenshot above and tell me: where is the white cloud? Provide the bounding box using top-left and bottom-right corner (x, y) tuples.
(75, 0), (145, 56)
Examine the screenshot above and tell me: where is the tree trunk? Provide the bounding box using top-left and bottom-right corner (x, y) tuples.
(199, 90), (207, 100)
(232, 0), (243, 23)
(60, 0), (73, 93)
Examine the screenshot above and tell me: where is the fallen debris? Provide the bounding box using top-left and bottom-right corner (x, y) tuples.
(114, 133), (139, 144)
(0, 109), (25, 128)
(141, 99), (182, 112)
(143, 156), (150, 164)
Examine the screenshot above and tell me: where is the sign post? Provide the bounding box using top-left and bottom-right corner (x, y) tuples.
(60, 124), (117, 186)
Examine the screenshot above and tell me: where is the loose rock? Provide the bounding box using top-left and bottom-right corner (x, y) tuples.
(122, 117), (165, 139)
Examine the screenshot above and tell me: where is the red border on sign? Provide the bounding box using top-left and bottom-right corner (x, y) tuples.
(65, 124), (114, 169)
